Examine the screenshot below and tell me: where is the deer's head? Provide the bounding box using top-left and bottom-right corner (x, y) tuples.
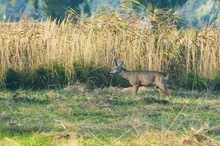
(110, 60), (124, 75)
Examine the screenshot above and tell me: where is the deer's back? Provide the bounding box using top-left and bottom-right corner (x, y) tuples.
(128, 71), (166, 86)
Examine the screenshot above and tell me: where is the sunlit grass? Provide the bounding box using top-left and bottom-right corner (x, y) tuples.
(0, 87), (219, 145)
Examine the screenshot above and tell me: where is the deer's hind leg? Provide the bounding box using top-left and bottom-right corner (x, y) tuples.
(156, 83), (167, 98)
(156, 82), (173, 97)
(158, 88), (165, 97)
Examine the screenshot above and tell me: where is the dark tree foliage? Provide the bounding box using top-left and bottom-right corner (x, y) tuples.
(43, 0), (90, 20)
(4, 0), (219, 27)
(137, 0), (188, 10)
(214, 0), (220, 6)
(6, 0), (90, 20)
(1, 0), (28, 21)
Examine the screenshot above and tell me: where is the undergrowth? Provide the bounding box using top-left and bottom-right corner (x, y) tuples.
(3, 61), (220, 91)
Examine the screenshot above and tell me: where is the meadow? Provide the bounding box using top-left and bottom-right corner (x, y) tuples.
(0, 86), (219, 146)
(0, 12), (220, 145)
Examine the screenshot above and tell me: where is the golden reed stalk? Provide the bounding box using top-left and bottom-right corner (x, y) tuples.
(0, 19), (219, 83)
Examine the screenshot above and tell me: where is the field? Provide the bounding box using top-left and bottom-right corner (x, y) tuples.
(0, 12), (220, 145)
(0, 86), (219, 146)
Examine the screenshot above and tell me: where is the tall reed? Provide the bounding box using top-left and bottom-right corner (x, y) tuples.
(0, 17), (219, 87)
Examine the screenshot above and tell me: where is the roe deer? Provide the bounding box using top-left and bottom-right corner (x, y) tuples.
(110, 60), (172, 97)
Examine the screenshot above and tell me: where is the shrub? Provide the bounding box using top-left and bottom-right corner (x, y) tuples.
(29, 63), (69, 90)
(73, 61), (129, 88)
(4, 63), (69, 90)
(4, 68), (28, 90)
(213, 69), (220, 91)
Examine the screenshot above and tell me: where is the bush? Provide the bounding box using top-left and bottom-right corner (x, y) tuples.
(5, 61), (218, 91)
(30, 63), (69, 90)
(73, 61), (129, 88)
(178, 72), (220, 91)
(213, 69), (220, 91)
(4, 63), (69, 90)
(4, 61), (130, 90)
(4, 68), (28, 90)
(181, 73), (207, 90)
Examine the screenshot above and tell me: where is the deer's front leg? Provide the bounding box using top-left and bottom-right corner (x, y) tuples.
(132, 85), (139, 96)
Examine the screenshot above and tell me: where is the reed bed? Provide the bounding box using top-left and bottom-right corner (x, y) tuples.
(0, 17), (220, 88)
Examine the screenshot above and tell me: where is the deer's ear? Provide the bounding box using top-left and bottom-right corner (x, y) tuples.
(118, 60), (124, 66)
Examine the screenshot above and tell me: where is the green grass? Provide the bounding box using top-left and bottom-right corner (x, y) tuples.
(0, 86), (219, 146)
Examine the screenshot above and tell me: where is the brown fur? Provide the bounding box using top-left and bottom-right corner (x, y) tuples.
(110, 61), (172, 97)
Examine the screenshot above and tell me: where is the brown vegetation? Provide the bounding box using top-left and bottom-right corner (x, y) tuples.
(0, 14), (219, 88)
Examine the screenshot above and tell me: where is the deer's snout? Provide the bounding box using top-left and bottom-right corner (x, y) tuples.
(110, 69), (119, 74)
(110, 66), (122, 74)
(110, 70), (115, 74)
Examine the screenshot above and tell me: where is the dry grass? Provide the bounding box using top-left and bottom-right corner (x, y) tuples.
(0, 15), (220, 86)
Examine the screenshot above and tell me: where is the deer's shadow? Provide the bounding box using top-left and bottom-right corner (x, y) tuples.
(104, 96), (169, 106)
(138, 97), (169, 105)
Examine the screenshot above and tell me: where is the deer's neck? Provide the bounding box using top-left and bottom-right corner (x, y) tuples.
(120, 68), (131, 79)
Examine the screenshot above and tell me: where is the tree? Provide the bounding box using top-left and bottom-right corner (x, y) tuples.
(215, 0), (220, 5)
(43, 0), (91, 20)
(5, 0), (91, 21)
(133, 0), (188, 13)
(0, 0), (28, 21)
